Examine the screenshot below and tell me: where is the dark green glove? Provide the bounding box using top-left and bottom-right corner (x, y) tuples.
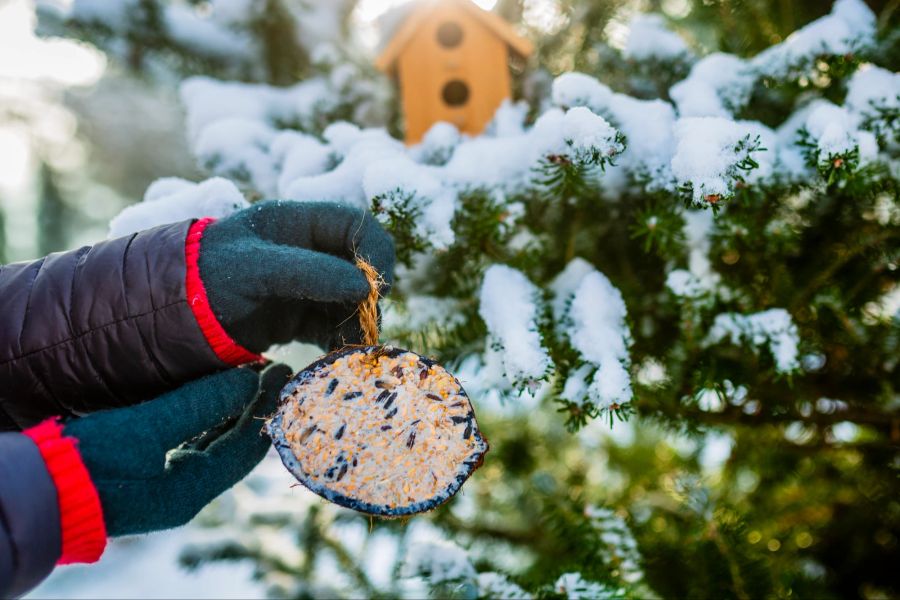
(199, 200), (395, 353)
(63, 364), (292, 536)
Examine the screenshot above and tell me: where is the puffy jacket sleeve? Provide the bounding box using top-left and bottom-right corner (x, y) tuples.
(0, 432), (62, 597)
(0, 220), (262, 430)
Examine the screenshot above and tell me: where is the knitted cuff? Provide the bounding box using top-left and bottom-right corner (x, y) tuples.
(185, 218), (264, 367)
(22, 419), (107, 565)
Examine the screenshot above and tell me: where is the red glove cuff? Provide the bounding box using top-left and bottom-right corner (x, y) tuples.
(22, 419), (107, 565)
(185, 217), (264, 367)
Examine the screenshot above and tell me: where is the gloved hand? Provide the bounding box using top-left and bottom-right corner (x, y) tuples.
(62, 364), (291, 536)
(198, 200), (395, 353)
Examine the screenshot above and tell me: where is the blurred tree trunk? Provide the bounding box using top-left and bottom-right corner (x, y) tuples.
(257, 0), (308, 85)
(0, 199), (6, 264)
(38, 164), (70, 256)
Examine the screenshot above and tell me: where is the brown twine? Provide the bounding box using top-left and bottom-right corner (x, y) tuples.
(354, 256), (382, 346)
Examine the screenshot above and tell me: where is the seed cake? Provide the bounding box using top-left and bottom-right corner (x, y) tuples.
(267, 345), (488, 516)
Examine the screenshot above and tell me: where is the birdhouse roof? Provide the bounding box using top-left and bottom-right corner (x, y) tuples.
(375, 0), (534, 72)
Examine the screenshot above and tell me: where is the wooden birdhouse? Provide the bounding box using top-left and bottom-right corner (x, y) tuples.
(375, 0), (533, 144)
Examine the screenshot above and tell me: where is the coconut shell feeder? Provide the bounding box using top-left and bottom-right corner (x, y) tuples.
(267, 259), (488, 517)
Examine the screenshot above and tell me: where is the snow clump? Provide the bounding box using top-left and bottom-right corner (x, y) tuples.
(413, 121), (462, 165)
(479, 265), (554, 389)
(177, 77), (625, 221)
(667, 210), (722, 300)
(623, 14), (692, 62)
(552, 72), (677, 192)
(552, 259), (634, 410)
(554, 572), (624, 600)
(69, 0), (255, 62)
(363, 156), (457, 249)
(751, 0), (876, 79)
(670, 53), (755, 118)
(400, 540), (476, 585)
(477, 573), (532, 599)
(845, 65), (900, 146)
(706, 309), (801, 373)
(560, 106), (624, 163)
(109, 177), (248, 239)
(804, 101), (879, 165)
(671, 117), (772, 205)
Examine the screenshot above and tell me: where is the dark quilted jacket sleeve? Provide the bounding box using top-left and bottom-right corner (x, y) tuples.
(0, 221), (227, 430)
(0, 432), (62, 597)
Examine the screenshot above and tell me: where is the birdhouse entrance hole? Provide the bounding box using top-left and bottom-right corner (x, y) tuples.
(442, 80), (470, 106)
(437, 21), (464, 48)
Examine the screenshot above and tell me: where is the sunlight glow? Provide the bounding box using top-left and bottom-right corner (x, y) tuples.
(0, 0), (99, 201)
(522, 0), (566, 33)
(0, 129), (31, 189)
(0, 0), (106, 86)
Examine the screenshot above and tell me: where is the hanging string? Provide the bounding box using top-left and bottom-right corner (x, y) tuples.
(354, 256), (382, 346)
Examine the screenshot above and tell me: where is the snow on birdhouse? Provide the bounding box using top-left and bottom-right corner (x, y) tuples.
(376, 0), (533, 144)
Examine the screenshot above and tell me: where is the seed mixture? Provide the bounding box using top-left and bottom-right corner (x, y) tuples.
(268, 346), (489, 517)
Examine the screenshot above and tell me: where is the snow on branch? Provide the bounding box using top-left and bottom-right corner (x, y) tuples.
(66, 0), (137, 30)
(193, 118), (281, 194)
(411, 122), (461, 166)
(175, 81), (625, 228)
(552, 259), (634, 411)
(554, 572), (625, 600)
(364, 156), (457, 250)
(179, 76), (383, 196)
(479, 265), (553, 390)
(623, 14), (693, 64)
(552, 72), (613, 116)
(400, 540), (476, 587)
(670, 53), (755, 118)
(108, 177), (248, 239)
(163, 3), (256, 61)
(672, 117), (774, 206)
(65, 0), (256, 63)
(846, 65), (900, 147)
(287, 107), (620, 240)
(751, 0), (876, 80)
(477, 573), (532, 599)
(552, 72), (677, 192)
(286, 124), (404, 206)
(400, 540), (534, 597)
(551, 0), (889, 200)
(706, 309), (801, 374)
(557, 106), (626, 167)
(783, 100), (880, 183)
(666, 210), (720, 302)
(585, 505), (644, 584)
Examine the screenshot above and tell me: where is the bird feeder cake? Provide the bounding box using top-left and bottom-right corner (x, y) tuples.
(267, 345), (488, 517)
